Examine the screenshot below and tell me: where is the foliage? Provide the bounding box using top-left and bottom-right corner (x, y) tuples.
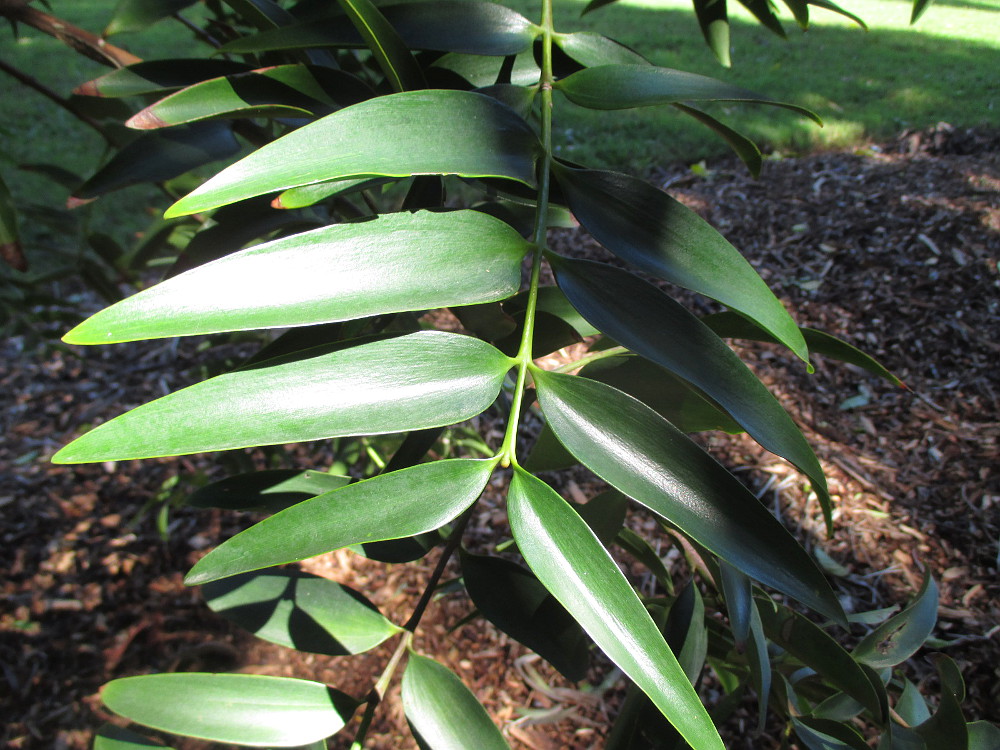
(3, 0), (995, 746)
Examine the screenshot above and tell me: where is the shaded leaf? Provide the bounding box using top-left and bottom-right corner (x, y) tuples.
(54, 331), (513, 462)
(693, 0), (731, 66)
(507, 468), (724, 750)
(910, 0), (934, 22)
(533, 368), (842, 623)
(523, 422), (578, 473)
(574, 488), (628, 546)
(186, 458), (494, 584)
(222, 0), (297, 29)
(166, 91), (539, 217)
(105, 0), (197, 35)
(64, 210), (530, 344)
(914, 655), (968, 748)
(673, 103), (762, 176)
(554, 31), (649, 67)
(746, 597), (771, 727)
(896, 678), (932, 727)
(853, 572), (938, 669)
(335, 0), (424, 93)
(187, 469), (350, 513)
(203, 570), (400, 654)
(94, 723), (171, 749)
(0, 171), (26, 272)
(665, 582), (707, 685)
(967, 721), (1000, 750)
(75, 60), (253, 98)
(615, 527), (674, 595)
(101, 673), (356, 746)
(793, 716), (870, 750)
(718, 560), (752, 647)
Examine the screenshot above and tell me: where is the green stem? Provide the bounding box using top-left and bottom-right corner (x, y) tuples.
(498, 0), (555, 468)
(350, 630), (413, 749)
(551, 345), (631, 374)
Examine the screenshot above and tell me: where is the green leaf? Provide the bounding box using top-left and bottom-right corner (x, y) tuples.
(64, 211), (530, 344)
(551, 258), (832, 527)
(101, 673), (356, 746)
(336, 0), (424, 93)
(554, 31), (649, 67)
(0, 171), (25, 273)
(746, 597), (771, 727)
(910, 0), (934, 22)
(187, 469), (351, 512)
(508, 468), (723, 749)
(402, 652), (510, 750)
(693, 0), (731, 66)
(702, 311), (905, 388)
(202, 570), (401, 655)
(614, 527), (674, 595)
(556, 65), (819, 122)
(793, 716), (870, 750)
(718, 561), (752, 646)
(166, 91), (539, 217)
(75, 60), (253, 98)
(221, 0), (297, 29)
(73, 124), (240, 201)
(664, 582), (707, 685)
(128, 66), (373, 128)
(523, 422), (578, 472)
(105, 0), (197, 35)
(809, 0), (868, 29)
(738, 0), (787, 36)
(94, 723), (172, 749)
(532, 368), (842, 624)
(574, 488), (629, 546)
(460, 551), (589, 681)
(755, 596), (884, 720)
(186, 458), (494, 584)
(54, 331), (513, 463)
(220, 2), (539, 57)
(897, 678), (932, 727)
(913, 655), (968, 748)
(853, 572), (938, 669)
(673, 103), (762, 177)
(967, 721), (1000, 750)
(551, 167), (808, 363)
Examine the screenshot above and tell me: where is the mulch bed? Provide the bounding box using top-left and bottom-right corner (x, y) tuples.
(2, 124), (998, 749)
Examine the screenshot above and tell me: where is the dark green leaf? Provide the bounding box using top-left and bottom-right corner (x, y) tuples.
(914, 655), (968, 748)
(101, 673), (356, 746)
(460, 551), (589, 681)
(533, 368), (842, 623)
(556, 65), (819, 122)
(54, 332), (513, 462)
(203, 570), (400, 654)
(967, 721), (1000, 750)
(75, 60), (253, 98)
(0, 171), (25, 272)
(554, 31), (649, 67)
(551, 258), (832, 526)
(186, 458), (494, 584)
(746, 597), (771, 727)
(523, 422), (578, 472)
(910, 0), (934, 22)
(187, 470), (349, 513)
(402, 652), (510, 750)
(718, 561), (752, 646)
(507, 468), (724, 750)
(614, 527), (674, 595)
(854, 572), (937, 669)
(94, 723), (171, 749)
(73, 124), (240, 201)
(693, 0), (731, 66)
(504, 285), (601, 338)
(738, 0), (787, 37)
(431, 50), (540, 89)
(166, 91), (539, 217)
(64, 211), (530, 344)
(551, 168), (808, 362)
(673, 103), (762, 177)
(755, 596), (883, 719)
(896, 678), (931, 727)
(793, 716), (870, 750)
(574, 488), (628, 546)
(809, 0), (868, 28)
(665, 582), (707, 685)
(335, 0), (424, 93)
(105, 0), (197, 35)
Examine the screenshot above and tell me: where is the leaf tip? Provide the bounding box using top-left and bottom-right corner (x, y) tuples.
(126, 109), (169, 130)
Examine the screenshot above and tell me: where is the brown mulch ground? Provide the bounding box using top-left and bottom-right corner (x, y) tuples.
(2, 124), (998, 749)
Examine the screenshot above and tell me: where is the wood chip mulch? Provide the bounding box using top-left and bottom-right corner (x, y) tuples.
(2, 123), (998, 749)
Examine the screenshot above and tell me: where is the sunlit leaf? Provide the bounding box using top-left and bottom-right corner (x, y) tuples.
(401, 652), (510, 750)
(186, 459), (494, 584)
(507, 468), (724, 750)
(105, 0), (197, 35)
(166, 91), (539, 217)
(533, 368), (842, 623)
(101, 673), (356, 746)
(853, 572), (938, 669)
(187, 469), (351, 512)
(54, 332), (513, 462)
(554, 31), (649, 67)
(64, 210), (530, 344)
(693, 0), (731, 66)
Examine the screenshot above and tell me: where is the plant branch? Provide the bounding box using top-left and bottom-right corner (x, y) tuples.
(350, 630), (413, 749)
(402, 508), (475, 632)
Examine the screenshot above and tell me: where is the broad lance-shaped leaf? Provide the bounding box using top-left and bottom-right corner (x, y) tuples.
(402, 652), (510, 750)
(166, 90), (540, 217)
(187, 469), (351, 512)
(202, 570), (400, 655)
(853, 572), (938, 669)
(101, 673), (356, 746)
(64, 210), (531, 344)
(532, 369), (843, 624)
(187, 458), (494, 584)
(553, 31), (650, 67)
(75, 59), (253, 98)
(53, 331), (513, 463)
(673, 103), (763, 177)
(127, 66), (373, 129)
(552, 167), (807, 363)
(508, 468), (724, 750)
(555, 65), (820, 123)
(221, 1), (539, 57)
(551, 258), (832, 526)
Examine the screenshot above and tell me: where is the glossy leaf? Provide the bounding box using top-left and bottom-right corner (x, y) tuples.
(105, 0), (197, 35)
(186, 459), (494, 584)
(202, 570), (400, 654)
(693, 0), (731, 66)
(54, 332), (513, 462)
(402, 652), (510, 750)
(73, 124), (240, 201)
(128, 66), (372, 128)
(674, 103), (763, 177)
(460, 551), (589, 681)
(220, 1), (538, 57)
(551, 167), (808, 362)
(336, 0), (424, 93)
(554, 31), (649, 67)
(507, 468), (724, 750)
(94, 723), (171, 750)
(665, 582), (707, 685)
(551, 258), (832, 525)
(533, 368), (842, 624)
(558, 67), (818, 123)
(853, 572), (938, 669)
(187, 469), (351, 512)
(755, 596), (883, 719)
(166, 91), (539, 217)
(64, 210), (530, 344)
(75, 60), (252, 98)
(101, 673), (355, 746)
